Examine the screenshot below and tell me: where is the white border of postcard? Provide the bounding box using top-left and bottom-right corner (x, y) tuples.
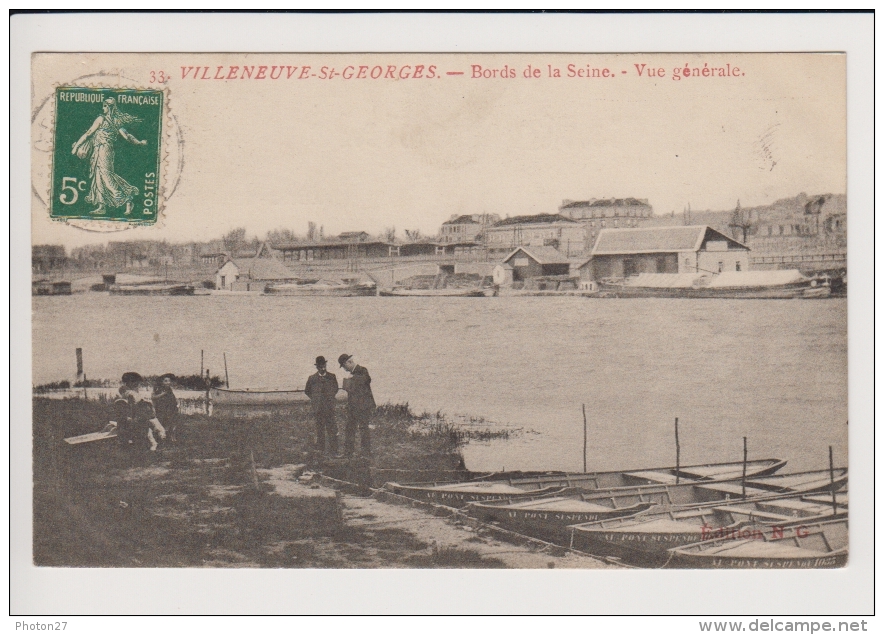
(9, 11), (874, 619)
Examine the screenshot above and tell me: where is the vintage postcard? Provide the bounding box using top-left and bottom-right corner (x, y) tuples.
(15, 13), (873, 618)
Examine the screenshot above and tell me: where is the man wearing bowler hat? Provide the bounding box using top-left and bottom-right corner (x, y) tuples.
(338, 354), (376, 457)
(304, 356), (339, 456)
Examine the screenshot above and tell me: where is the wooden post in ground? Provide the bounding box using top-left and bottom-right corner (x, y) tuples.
(829, 446), (838, 516)
(741, 437), (748, 499)
(223, 353), (230, 388)
(200, 349), (204, 377)
(75, 348), (84, 384)
(675, 418), (680, 485)
(582, 404), (587, 474)
(205, 368), (211, 414)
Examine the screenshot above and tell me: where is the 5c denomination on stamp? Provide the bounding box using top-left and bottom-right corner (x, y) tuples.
(51, 87), (163, 224)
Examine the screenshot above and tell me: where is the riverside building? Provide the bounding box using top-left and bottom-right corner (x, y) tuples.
(484, 214), (586, 257)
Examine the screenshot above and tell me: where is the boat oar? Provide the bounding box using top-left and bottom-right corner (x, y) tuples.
(829, 446), (838, 516)
(223, 352), (230, 388)
(741, 437), (748, 499)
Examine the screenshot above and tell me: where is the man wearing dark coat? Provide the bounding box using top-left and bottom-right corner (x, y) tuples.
(152, 373), (179, 444)
(304, 356), (339, 455)
(338, 354), (376, 457)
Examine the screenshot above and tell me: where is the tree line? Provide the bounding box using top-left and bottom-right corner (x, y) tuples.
(37, 222), (430, 266)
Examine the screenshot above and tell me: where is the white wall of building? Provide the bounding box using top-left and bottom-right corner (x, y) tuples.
(215, 260), (239, 290)
(697, 249), (750, 274)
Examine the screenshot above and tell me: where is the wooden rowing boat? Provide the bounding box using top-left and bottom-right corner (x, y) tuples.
(667, 518), (848, 569)
(465, 495), (656, 543)
(383, 458), (787, 507)
(109, 283), (195, 296)
(462, 470), (842, 547)
(450, 468), (844, 548)
(470, 458), (787, 489)
(209, 387), (309, 405)
(264, 281), (377, 296)
(383, 481), (571, 505)
(568, 492), (848, 566)
(378, 288), (486, 297)
(573, 468), (847, 511)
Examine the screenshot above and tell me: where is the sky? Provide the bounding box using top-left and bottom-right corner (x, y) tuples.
(31, 52), (846, 248)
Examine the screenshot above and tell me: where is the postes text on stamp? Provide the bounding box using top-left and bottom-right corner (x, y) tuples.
(51, 87), (163, 224)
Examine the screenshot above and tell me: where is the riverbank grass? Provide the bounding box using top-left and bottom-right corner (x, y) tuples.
(33, 397), (470, 567)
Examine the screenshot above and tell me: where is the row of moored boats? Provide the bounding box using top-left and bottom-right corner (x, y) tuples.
(383, 458), (848, 568)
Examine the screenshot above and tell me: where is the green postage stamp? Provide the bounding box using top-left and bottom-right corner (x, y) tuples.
(50, 87), (163, 224)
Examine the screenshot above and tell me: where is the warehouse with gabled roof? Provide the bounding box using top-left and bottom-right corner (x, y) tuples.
(588, 226), (750, 280)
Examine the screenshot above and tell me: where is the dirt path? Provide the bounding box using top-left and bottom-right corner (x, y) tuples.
(337, 493), (617, 569)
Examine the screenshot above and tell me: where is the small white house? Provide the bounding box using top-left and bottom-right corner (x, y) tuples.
(215, 260), (239, 291)
(492, 263), (514, 286)
(215, 257), (298, 291)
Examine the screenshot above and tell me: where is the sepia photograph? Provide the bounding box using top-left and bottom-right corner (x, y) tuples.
(12, 12), (873, 617)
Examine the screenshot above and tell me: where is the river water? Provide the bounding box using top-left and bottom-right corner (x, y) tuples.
(32, 295), (847, 473)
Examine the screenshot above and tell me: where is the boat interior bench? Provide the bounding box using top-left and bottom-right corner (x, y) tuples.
(709, 505), (796, 522)
(623, 471), (680, 484)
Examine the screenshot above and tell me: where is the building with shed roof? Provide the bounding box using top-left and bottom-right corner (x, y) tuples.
(273, 238), (487, 263)
(275, 240), (395, 262)
(215, 257), (299, 291)
(485, 214), (585, 257)
(502, 245), (571, 283)
(587, 226), (750, 280)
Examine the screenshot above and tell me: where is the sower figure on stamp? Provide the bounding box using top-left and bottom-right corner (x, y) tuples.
(151, 373), (179, 445)
(304, 356), (339, 456)
(338, 354), (376, 458)
(71, 97), (147, 216)
(111, 372), (166, 454)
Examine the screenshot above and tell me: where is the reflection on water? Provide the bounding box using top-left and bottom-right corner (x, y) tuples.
(33, 295), (847, 473)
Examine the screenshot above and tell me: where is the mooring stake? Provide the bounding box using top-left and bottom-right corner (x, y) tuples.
(582, 404), (588, 474)
(675, 417), (680, 485)
(829, 446), (838, 516)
